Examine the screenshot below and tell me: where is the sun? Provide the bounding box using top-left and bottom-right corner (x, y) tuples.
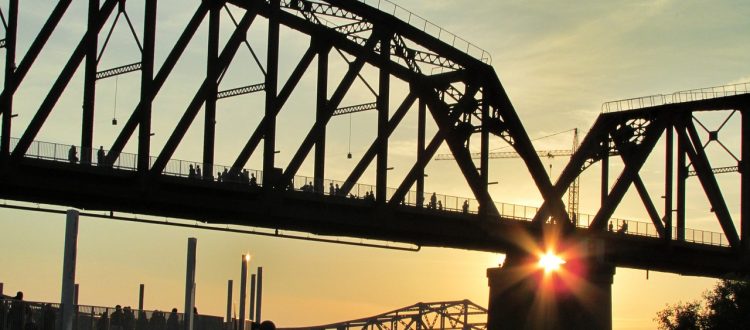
(538, 251), (566, 273)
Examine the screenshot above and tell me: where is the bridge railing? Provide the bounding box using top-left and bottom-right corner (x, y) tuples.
(601, 81), (750, 113)
(357, 0), (492, 64)
(0, 298), (224, 330)
(5, 137), (730, 247)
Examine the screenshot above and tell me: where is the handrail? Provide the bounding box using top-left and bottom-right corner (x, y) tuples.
(4, 137), (730, 247)
(601, 81), (750, 113)
(356, 0), (492, 64)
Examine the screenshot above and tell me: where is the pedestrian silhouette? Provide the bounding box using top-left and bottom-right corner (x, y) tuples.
(250, 173), (258, 187)
(166, 309), (179, 330)
(68, 145), (78, 163)
(97, 146), (106, 165)
(188, 165), (196, 179)
(196, 165), (202, 179)
(429, 193), (437, 209)
(110, 305), (124, 330)
(8, 292), (28, 330)
(462, 200), (469, 214)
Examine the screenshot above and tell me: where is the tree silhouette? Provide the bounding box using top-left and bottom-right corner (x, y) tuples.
(655, 280), (750, 330)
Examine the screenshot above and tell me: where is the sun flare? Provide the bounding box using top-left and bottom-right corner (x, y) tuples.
(538, 251), (566, 273)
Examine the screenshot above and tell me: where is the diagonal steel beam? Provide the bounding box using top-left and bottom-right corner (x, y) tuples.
(276, 35), (380, 188)
(229, 43), (318, 174)
(104, 3), (210, 164)
(150, 9), (259, 175)
(632, 175), (666, 238)
(11, 0), (118, 159)
(339, 92), (417, 196)
(590, 120), (666, 230)
(532, 116), (611, 225)
(388, 115), (453, 205)
(680, 121), (740, 247)
(0, 0), (73, 104)
(415, 84), (499, 215)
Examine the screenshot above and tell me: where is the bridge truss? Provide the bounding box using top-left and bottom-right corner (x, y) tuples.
(280, 300), (487, 330)
(0, 0), (748, 278)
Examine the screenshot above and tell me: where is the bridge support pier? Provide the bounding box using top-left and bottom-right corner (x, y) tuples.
(487, 253), (615, 330)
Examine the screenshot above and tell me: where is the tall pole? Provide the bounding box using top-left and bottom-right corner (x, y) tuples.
(742, 110), (749, 252)
(255, 267), (263, 322)
(184, 238), (197, 330)
(61, 210), (79, 330)
(238, 255), (249, 330)
(225, 280), (233, 325)
(248, 274), (256, 322)
(138, 284), (145, 311)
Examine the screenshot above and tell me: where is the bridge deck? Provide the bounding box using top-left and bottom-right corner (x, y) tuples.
(0, 138), (745, 278)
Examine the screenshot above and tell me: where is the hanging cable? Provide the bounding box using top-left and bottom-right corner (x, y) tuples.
(112, 76), (119, 125)
(347, 113), (353, 159)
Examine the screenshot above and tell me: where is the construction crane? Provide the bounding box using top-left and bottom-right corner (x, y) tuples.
(435, 129), (581, 221)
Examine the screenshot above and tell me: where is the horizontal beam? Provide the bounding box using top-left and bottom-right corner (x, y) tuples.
(95, 62), (142, 80)
(332, 102), (377, 116)
(435, 149), (573, 161)
(217, 83), (265, 99)
(687, 165), (738, 177)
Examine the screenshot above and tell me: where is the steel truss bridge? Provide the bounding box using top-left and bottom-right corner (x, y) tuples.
(280, 300), (488, 330)
(0, 0), (748, 282)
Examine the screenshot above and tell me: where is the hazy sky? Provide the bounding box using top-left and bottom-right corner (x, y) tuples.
(1, 0), (749, 329)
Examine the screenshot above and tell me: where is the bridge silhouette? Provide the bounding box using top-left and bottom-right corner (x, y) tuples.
(0, 0), (749, 329)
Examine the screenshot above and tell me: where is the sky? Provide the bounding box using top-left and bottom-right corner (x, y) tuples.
(1, 0), (749, 329)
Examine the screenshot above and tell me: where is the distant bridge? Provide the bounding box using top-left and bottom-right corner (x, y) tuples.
(279, 300), (487, 330)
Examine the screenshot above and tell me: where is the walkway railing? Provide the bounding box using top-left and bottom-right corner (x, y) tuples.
(0, 299), (223, 330)
(5, 137), (729, 247)
(601, 81), (750, 113)
(357, 0), (492, 64)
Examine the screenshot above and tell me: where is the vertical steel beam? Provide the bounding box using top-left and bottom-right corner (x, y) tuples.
(601, 141), (609, 206)
(150, 10), (258, 174)
(81, 0), (99, 165)
(11, 0), (117, 159)
(590, 122), (665, 230)
(416, 99), (426, 207)
(263, 0), (280, 188)
(2, 0), (73, 155)
(682, 123), (740, 247)
(338, 93), (416, 196)
(743, 110), (750, 252)
(665, 125), (674, 241)
(676, 125), (687, 241)
(376, 32), (391, 202)
(1, 0), (17, 155)
(204, 2), (220, 179)
(480, 93), (490, 216)
(314, 41), (328, 193)
(106, 4), (209, 164)
(138, 0), (157, 172)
